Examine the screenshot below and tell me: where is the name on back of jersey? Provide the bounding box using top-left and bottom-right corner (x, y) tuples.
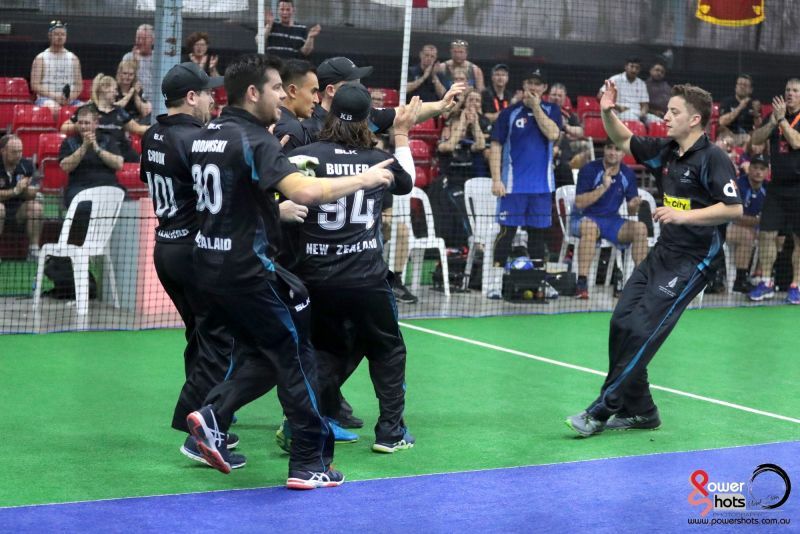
(306, 238), (378, 256)
(192, 139), (229, 153)
(196, 231), (232, 251)
(325, 163), (370, 175)
(147, 150), (165, 165)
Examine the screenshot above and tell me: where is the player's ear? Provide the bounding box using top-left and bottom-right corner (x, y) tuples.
(286, 83), (297, 99)
(246, 84), (260, 103)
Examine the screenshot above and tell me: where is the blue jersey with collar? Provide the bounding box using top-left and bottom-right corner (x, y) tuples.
(575, 159), (638, 217)
(491, 100), (562, 194)
(736, 176), (766, 217)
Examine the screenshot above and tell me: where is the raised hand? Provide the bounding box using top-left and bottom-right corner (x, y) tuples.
(772, 95), (787, 123)
(599, 80), (617, 112)
(308, 24), (321, 38)
(393, 96), (421, 134)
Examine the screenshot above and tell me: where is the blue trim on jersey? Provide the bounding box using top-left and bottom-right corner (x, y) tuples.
(266, 280), (330, 471)
(241, 133), (261, 183)
(601, 269), (705, 405)
(253, 220), (276, 272)
(698, 229), (721, 270)
(643, 155), (662, 169)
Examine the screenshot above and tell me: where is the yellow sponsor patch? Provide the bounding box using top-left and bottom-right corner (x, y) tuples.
(663, 193), (691, 211)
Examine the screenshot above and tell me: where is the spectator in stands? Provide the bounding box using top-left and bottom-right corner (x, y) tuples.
(548, 83), (583, 140)
(30, 20), (83, 116)
(61, 74), (146, 162)
(548, 82), (590, 179)
(122, 24), (155, 102)
(482, 64), (517, 123)
(59, 106), (123, 208)
(438, 89), (490, 182)
(598, 58), (649, 125)
(407, 44), (445, 103)
(369, 88), (385, 108)
(572, 141), (648, 299)
(115, 60), (152, 122)
(184, 32), (221, 77)
(436, 39), (485, 92)
(645, 60), (671, 121)
(0, 135), (42, 260)
(262, 0), (321, 59)
(719, 74), (760, 146)
(489, 67), (561, 281)
(714, 131), (744, 172)
(727, 153), (768, 293)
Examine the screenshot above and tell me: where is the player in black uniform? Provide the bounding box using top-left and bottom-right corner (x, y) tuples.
(184, 54), (394, 488)
(140, 62), (248, 468)
(288, 83), (419, 453)
(566, 83), (743, 437)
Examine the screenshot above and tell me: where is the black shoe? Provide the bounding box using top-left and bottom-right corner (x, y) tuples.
(180, 436), (247, 469)
(335, 411), (364, 429)
(392, 281), (418, 304)
(733, 279), (753, 294)
(606, 410), (662, 430)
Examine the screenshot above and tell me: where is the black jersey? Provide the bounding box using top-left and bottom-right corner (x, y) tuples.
(140, 113), (203, 243)
(189, 106), (298, 292)
(630, 134), (741, 269)
(288, 141), (412, 287)
(274, 106), (313, 154)
(304, 103), (397, 142)
(768, 109), (800, 191)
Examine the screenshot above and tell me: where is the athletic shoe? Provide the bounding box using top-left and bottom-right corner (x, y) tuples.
(286, 468), (345, 490)
(786, 285), (800, 305)
(186, 405), (234, 474)
(565, 411), (606, 437)
(328, 418), (359, 443)
(392, 281), (418, 304)
(180, 436), (247, 469)
(226, 432), (239, 449)
(544, 281), (559, 299)
(575, 279), (589, 300)
(335, 411), (364, 429)
(748, 281), (776, 301)
(606, 411), (662, 431)
(372, 428), (415, 453)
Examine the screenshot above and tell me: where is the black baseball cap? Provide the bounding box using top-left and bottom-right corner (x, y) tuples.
(525, 67), (546, 83)
(330, 82), (372, 123)
(161, 62), (223, 101)
(749, 153), (770, 167)
(48, 20), (66, 32)
(492, 63), (509, 73)
(317, 57), (373, 88)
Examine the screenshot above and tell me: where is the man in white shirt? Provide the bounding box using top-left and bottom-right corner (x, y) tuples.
(598, 58), (649, 125)
(30, 20), (83, 115)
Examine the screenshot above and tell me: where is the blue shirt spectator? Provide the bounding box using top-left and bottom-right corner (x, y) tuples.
(575, 159), (638, 217)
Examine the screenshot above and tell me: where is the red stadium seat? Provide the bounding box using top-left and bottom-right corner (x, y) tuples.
(576, 96), (600, 120)
(11, 104), (57, 159)
(36, 132), (66, 163)
(761, 103), (773, 120)
(622, 153), (637, 166)
(78, 79), (92, 102)
(117, 162), (147, 199)
(711, 102), (720, 120)
(409, 118), (441, 143)
(647, 121), (669, 137)
(41, 162), (68, 194)
(583, 116), (607, 141)
(57, 105), (78, 129)
(381, 88), (399, 108)
(408, 138), (432, 165)
(37, 132), (68, 194)
(0, 77), (32, 103)
(129, 133), (142, 155)
(212, 86), (228, 106)
(622, 120), (647, 137)
(0, 103), (16, 131)
(414, 166), (431, 189)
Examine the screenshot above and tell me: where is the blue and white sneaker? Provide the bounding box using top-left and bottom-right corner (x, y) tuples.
(786, 285), (800, 305)
(748, 281), (776, 301)
(276, 417), (358, 453)
(186, 405), (234, 474)
(286, 468), (345, 490)
(372, 428), (415, 453)
(328, 418), (359, 443)
(180, 435), (246, 469)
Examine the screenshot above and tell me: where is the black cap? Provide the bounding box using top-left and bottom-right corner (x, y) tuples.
(161, 62), (223, 101)
(749, 153), (770, 167)
(492, 63), (509, 73)
(330, 82), (371, 123)
(317, 57), (373, 89)
(525, 67), (546, 83)
(48, 20), (67, 32)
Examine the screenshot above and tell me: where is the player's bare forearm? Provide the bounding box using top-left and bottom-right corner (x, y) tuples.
(531, 106), (559, 141)
(489, 142), (501, 181)
(750, 119), (774, 146)
(600, 109), (632, 153)
(657, 202), (742, 226)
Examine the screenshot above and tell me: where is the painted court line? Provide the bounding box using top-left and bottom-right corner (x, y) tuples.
(399, 321), (800, 425)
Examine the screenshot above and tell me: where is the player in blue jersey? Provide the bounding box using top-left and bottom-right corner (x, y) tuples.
(489, 68), (561, 272)
(727, 153), (768, 293)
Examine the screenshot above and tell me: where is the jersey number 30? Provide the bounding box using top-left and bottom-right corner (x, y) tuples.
(192, 164), (222, 214)
(318, 190), (374, 230)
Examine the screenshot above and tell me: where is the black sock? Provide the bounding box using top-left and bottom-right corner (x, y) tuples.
(735, 269), (748, 283)
(394, 272), (403, 285)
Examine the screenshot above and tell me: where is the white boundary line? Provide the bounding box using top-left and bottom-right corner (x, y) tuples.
(398, 321), (800, 425)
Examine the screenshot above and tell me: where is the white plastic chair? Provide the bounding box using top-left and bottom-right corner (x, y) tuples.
(391, 187), (450, 297)
(33, 186), (124, 318)
(463, 177), (499, 295)
(616, 187), (660, 282)
(555, 185), (621, 287)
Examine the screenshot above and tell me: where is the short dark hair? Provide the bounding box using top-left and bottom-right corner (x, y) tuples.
(76, 104), (99, 120)
(319, 113), (375, 149)
(0, 134), (21, 150)
(185, 31), (209, 51)
(671, 84), (712, 128)
(737, 73), (752, 82)
(165, 96), (186, 109)
(625, 57), (641, 65)
(224, 54), (284, 107)
(651, 59), (666, 69)
(282, 59), (315, 88)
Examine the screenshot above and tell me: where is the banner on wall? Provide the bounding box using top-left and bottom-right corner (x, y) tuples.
(696, 0), (765, 27)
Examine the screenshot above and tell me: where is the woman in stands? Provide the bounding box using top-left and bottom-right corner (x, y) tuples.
(61, 73), (147, 162)
(184, 32), (221, 77)
(438, 88), (490, 182)
(115, 59), (152, 121)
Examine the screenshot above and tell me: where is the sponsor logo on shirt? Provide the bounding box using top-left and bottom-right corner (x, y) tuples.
(663, 193), (691, 211)
(658, 275), (680, 298)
